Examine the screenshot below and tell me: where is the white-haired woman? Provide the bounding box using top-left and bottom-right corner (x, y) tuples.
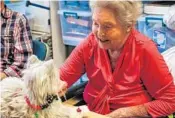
(59, 0), (175, 117)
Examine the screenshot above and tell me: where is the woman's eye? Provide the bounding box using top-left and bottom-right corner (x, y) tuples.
(93, 22), (99, 27)
(104, 25), (112, 29)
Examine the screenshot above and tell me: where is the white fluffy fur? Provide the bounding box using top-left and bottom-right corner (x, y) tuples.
(0, 55), (88, 118)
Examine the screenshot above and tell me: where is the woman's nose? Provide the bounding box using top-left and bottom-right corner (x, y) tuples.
(97, 28), (105, 38)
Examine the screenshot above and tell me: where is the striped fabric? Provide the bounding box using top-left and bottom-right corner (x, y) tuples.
(0, 6), (33, 77)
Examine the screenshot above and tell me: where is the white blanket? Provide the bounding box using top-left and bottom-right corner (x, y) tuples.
(162, 46), (175, 83)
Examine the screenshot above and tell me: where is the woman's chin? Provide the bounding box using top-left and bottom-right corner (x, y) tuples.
(98, 42), (110, 50)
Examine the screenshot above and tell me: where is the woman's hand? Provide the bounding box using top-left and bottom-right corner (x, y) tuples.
(58, 80), (68, 97)
(0, 72), (7, 81)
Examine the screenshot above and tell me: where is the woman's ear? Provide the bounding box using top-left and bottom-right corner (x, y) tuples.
(44, 59), (54, 70)
(126, 23), (134, 33)
(126, 28), (131, 32)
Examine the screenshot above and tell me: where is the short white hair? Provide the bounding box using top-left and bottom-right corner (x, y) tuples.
(0, 55), (89, 118)
(90, 0), (143, 29)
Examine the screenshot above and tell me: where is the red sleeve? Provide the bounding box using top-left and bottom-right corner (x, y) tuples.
(59, 39), (89, 87)
(141, 41), (175, 117)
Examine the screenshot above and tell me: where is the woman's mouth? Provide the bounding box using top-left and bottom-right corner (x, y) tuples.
(98, 38), (109, 43)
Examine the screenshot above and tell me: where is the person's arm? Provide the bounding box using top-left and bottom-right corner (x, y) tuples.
(4, 15), (33, 77)
(0, 72), (7, 80)
(59, 39), (90, 87)
(106, 104), (149, 118)
(140, 41), (175, 117)
(107, 41), (175, 118)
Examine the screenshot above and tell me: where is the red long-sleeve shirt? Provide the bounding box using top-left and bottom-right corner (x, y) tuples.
(60, 29), (175, 117)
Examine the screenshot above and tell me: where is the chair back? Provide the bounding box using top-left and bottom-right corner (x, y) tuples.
(32, 40), (49, 61)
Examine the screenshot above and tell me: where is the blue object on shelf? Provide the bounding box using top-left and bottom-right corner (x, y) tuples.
(59, 10), (92, 37)
(65, 1), (79, 7)
(137, 15), (175, 53)
(58, 1), (91, 46)
(79, 1), (90, 11)
(145, 17), (165, 26)
(32, 40), (49, 61)
(152, 28), (166, 52)
(64, 12), (78, 19)
(59, 1), (90, 11)
(58, 10), (92, 46)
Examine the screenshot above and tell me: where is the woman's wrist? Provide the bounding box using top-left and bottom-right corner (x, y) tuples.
(106, 104), (150, 118)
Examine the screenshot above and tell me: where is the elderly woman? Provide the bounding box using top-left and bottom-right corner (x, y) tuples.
(59, 0), (175, 117)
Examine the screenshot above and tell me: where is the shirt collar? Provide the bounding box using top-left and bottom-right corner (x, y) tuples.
(1, 5), (13, 19)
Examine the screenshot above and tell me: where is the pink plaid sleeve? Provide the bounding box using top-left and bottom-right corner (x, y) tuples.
(4, 14), (33, 77)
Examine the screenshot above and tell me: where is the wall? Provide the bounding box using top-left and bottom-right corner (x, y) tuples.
(26, 0), (50, 33)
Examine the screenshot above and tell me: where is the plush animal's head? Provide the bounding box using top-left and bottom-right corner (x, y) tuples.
(23, 55), (61, 106)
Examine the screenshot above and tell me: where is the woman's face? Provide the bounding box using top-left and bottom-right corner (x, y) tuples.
(92, 7), (129, 51)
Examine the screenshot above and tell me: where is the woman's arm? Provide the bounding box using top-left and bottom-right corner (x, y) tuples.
(107, 104), (149, 118)
(140, 41), (175, 117)
(59, 37), (91, 87)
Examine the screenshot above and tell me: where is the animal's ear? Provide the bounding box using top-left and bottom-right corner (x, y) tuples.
(44, 59), (54, 69)
(26, 55), (41, 68)
(43, 59), (56, 74)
